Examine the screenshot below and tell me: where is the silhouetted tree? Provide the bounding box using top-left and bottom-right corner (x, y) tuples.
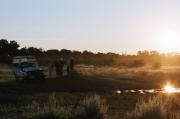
(83, 50), (94, 56)
(0, 39), (20, 63)
(27, 47), (43, 56)
(18, 47), (43, 57)
(150, 50), (160, 56)
(18, 47), (29, 55)
(137, 50), (149, 56)
(0, 39), (19, 56)
(59, 49), (72, 57)
(8, 40), (20, 56)
(72, 51), (82, 56)
(0, 39), (9, 55)
(46, 49), (59, 56)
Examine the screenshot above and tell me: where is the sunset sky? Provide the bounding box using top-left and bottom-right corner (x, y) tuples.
(1, 0), (180, 54)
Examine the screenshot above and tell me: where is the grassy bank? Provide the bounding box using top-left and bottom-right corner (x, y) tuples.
(0, 65), (180, 118)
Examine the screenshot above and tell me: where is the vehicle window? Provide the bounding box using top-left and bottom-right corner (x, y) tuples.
(20, 62), (37, 67)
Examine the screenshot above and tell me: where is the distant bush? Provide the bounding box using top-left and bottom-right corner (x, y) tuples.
(129, 60), (146, 67)
(152, 62), (162, 69)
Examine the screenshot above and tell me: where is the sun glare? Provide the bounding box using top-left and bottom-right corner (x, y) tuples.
(158, 30), (179, 52)
(164, 84), (177, 93)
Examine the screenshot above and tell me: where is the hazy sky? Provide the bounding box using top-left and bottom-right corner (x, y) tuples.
(1, 0), (180, 54)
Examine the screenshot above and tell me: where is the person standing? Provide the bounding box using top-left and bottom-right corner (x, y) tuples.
(48, 61), (54, 78)
(55, 58), (64, 79)
(54, 60), (59, 78)
(66, 59), (70, 76)
(70, 58), (74, 71)
(59, 58), (64, 78)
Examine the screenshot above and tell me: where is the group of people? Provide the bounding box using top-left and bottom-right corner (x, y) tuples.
(48, 58), (74, 78)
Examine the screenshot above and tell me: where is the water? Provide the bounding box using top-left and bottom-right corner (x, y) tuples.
(116, 88), (180, 94)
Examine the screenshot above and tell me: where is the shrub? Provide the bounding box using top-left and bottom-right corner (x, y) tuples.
(125, 96), (166, 119)
(129, 60), (146, 67)
(26, 93), (72, 119)
(152, 62), (162, 69)
(74, 95), (108, 119)
(124, 95), (180, 119)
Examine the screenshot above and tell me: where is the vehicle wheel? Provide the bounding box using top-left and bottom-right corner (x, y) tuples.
(15, 76), (20, 82)
(39, 76), (46, 82)
(14, 74), (23, 82)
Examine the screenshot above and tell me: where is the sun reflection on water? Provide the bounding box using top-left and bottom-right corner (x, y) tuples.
(115, 85), (180, 94)
(163, 84), (180, 94)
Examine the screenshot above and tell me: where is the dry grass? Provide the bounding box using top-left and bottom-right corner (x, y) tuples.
(24, 93), (72, 119)
(76, 65), (180, 89)
(0, 93), (108, 119)
(74, 94), (108, 119)
(0, 64), (14, 81)
(124, 94), (180, 119)
(1, 65), (180, 119)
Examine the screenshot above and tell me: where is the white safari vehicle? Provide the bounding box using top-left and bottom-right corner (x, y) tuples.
(12, 56), (45, 82)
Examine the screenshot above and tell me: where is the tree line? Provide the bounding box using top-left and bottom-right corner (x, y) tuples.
(1, 39), (180, 67)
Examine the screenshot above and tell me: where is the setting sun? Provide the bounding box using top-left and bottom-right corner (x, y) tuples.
(158, 30), (180, 52)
